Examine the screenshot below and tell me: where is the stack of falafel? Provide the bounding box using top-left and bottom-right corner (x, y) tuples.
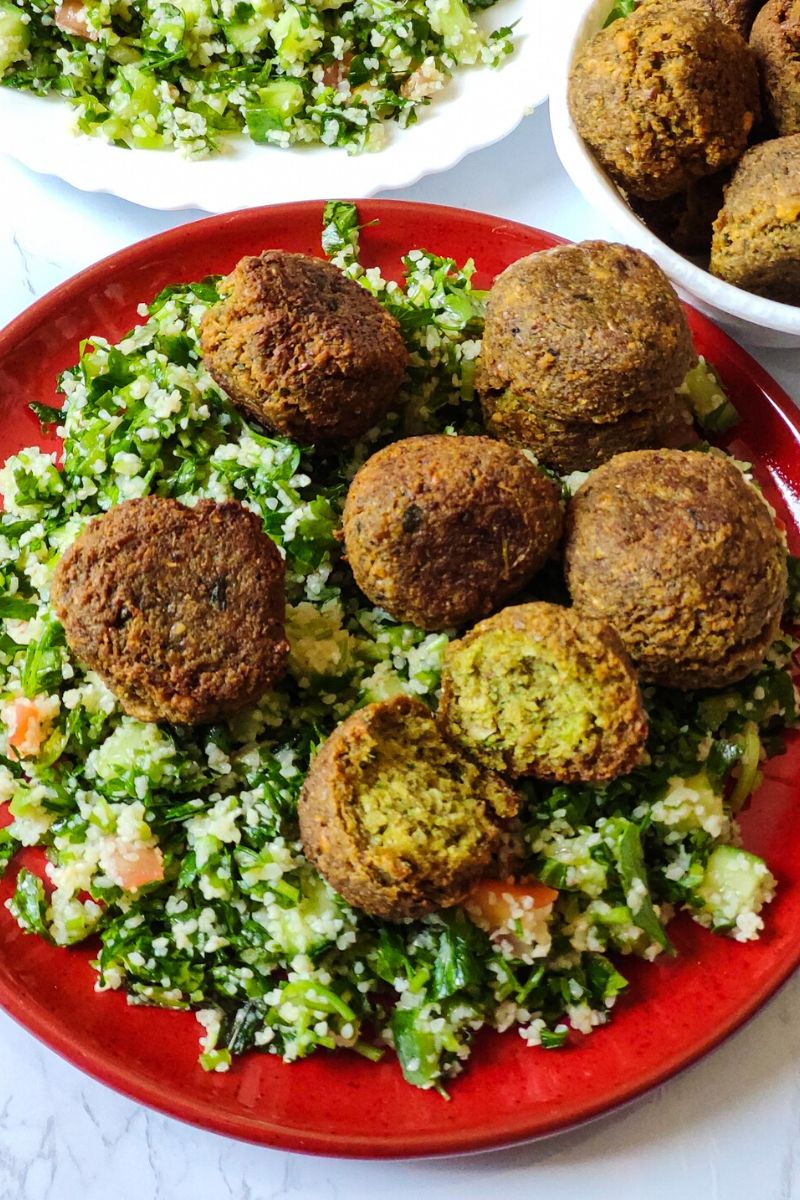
(51, 245), (790, 926)
(476, 241), (697, 473)
(568, 0), (800, 305)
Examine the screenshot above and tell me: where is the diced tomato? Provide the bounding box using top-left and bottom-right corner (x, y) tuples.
(55, 1), (97, 40)
(322, 52), (353, 89)
(6, 698), (45, 760)
(104, 844), (164, 892)
(464, 879), (558, 941)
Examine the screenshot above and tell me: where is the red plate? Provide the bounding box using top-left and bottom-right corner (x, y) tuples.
(1, 201), (799, 1158)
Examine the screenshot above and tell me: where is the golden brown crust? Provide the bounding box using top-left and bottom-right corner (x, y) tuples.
(51, 496), (288, 724)
(482, 393), (697, 474)
(710, 135), (800, 303)
(564, 449), (788, 689)
(438, 602), (648, 783)
(690, 0), (762, 36)
(568, 0), (760, 201)
(477, 242), (695, 426)
(199, 251), (408, 443)
(298, 695), (519, 920)
(751, 0), (800, 136)
(342, 434), (563, 631)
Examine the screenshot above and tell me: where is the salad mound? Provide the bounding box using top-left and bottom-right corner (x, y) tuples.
(0, 0), (513, 157)
(0, 203), (797, 1092)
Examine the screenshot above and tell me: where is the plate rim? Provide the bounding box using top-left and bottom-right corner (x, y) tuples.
(1, 198), (800, 1158)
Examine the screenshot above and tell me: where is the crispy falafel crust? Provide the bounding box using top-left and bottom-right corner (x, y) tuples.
(438, 602), (648, 783)
(751, 0), (800, 136)
(477, 242), (695, 427)
(565, 450), (788, 689)
(690, 0), (762, 36)
(342, 434), (564, 632)
(199, 251), (408, 443)
(568, 0), (760, 201)
(51, 496), (289, 724)
(298, 695), (519, 921)
(484, 394), (696, 474)
(710, 135), (800, 303)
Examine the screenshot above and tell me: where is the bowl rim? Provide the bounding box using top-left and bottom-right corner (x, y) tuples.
(548, 0), (800, 338)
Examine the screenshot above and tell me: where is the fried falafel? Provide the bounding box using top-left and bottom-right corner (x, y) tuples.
(710, 135), (800, 303)
(477, 241), (696, 471)
(691, 0), (763, 37)
(51, 496), (288, 724)
(298, 695), (519, 921)
(568, 0), (760, 201)
(629, 170), (731, 257)
(485, 393), (696, 474)
(200, 251), (408, 444)
(564, 450), (787, 689)
(342, 434), (563, 631)
(438, 602), (647, 783)
(477, 242), (695, 427)
(751, 0), (800, 135)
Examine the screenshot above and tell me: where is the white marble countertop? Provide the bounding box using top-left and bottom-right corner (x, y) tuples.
(1, 103), (800, 1200)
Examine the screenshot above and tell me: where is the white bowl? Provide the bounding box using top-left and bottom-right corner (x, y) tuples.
(0, 0), (551, 214)
(549, 0), (800, 350)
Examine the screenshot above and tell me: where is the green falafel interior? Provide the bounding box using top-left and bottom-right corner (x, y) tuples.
(299, 696), (519, 920)
(439, 605), (647, 782)
(0, 202), (796, 1094)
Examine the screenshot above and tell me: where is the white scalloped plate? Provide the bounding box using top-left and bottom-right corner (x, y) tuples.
(0, 0), (556, 213)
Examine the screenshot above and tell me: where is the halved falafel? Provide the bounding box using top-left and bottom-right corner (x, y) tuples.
(51, 496), (288, 724)
(200, 251), (408, 443)
(438, 602), (647, 783)
(342, 435), (563, 631)
(564, 450), (788, 689)
(298, 695), (519, 921)
(477, 242), (695, 428)
(568, 0), (760, 201)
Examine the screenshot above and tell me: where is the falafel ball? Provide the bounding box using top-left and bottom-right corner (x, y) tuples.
(629, 170), (731, 257)
(199, 251), (408, 443)
(751, 0), (800, 135)
(477, 242), (695, 426)
(438, 602), (647, 783)
(298, 695), (519, 920)
(710, 135), (800, 303)
(51, 496), (289, 724)
(485, 393), (696, 475)
(690, 0), (763, 37)
(568, 0), (760, 201)
(564, 450), (787, 689)
(342, 435), (563, 632)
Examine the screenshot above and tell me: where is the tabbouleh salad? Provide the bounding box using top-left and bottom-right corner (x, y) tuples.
(0, 202), (797, 1092)
(0, 0), (514, 157)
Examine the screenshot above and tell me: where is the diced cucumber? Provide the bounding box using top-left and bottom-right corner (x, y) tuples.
(651, 770), (725, 837)
(245, 78), (305, 141)
(266, 869), (343, 957)
(678, 360), (739, 434)
(729, 722), (762, 812)
(696, 845), (775, 933)
(226, 0), (279, 53)
(426, 0), (481, 63)
(270, 3), (323, 66)
(106, 64), (163, 149)
(87, 717), (177, 787)
(0, 2), (29, 75)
